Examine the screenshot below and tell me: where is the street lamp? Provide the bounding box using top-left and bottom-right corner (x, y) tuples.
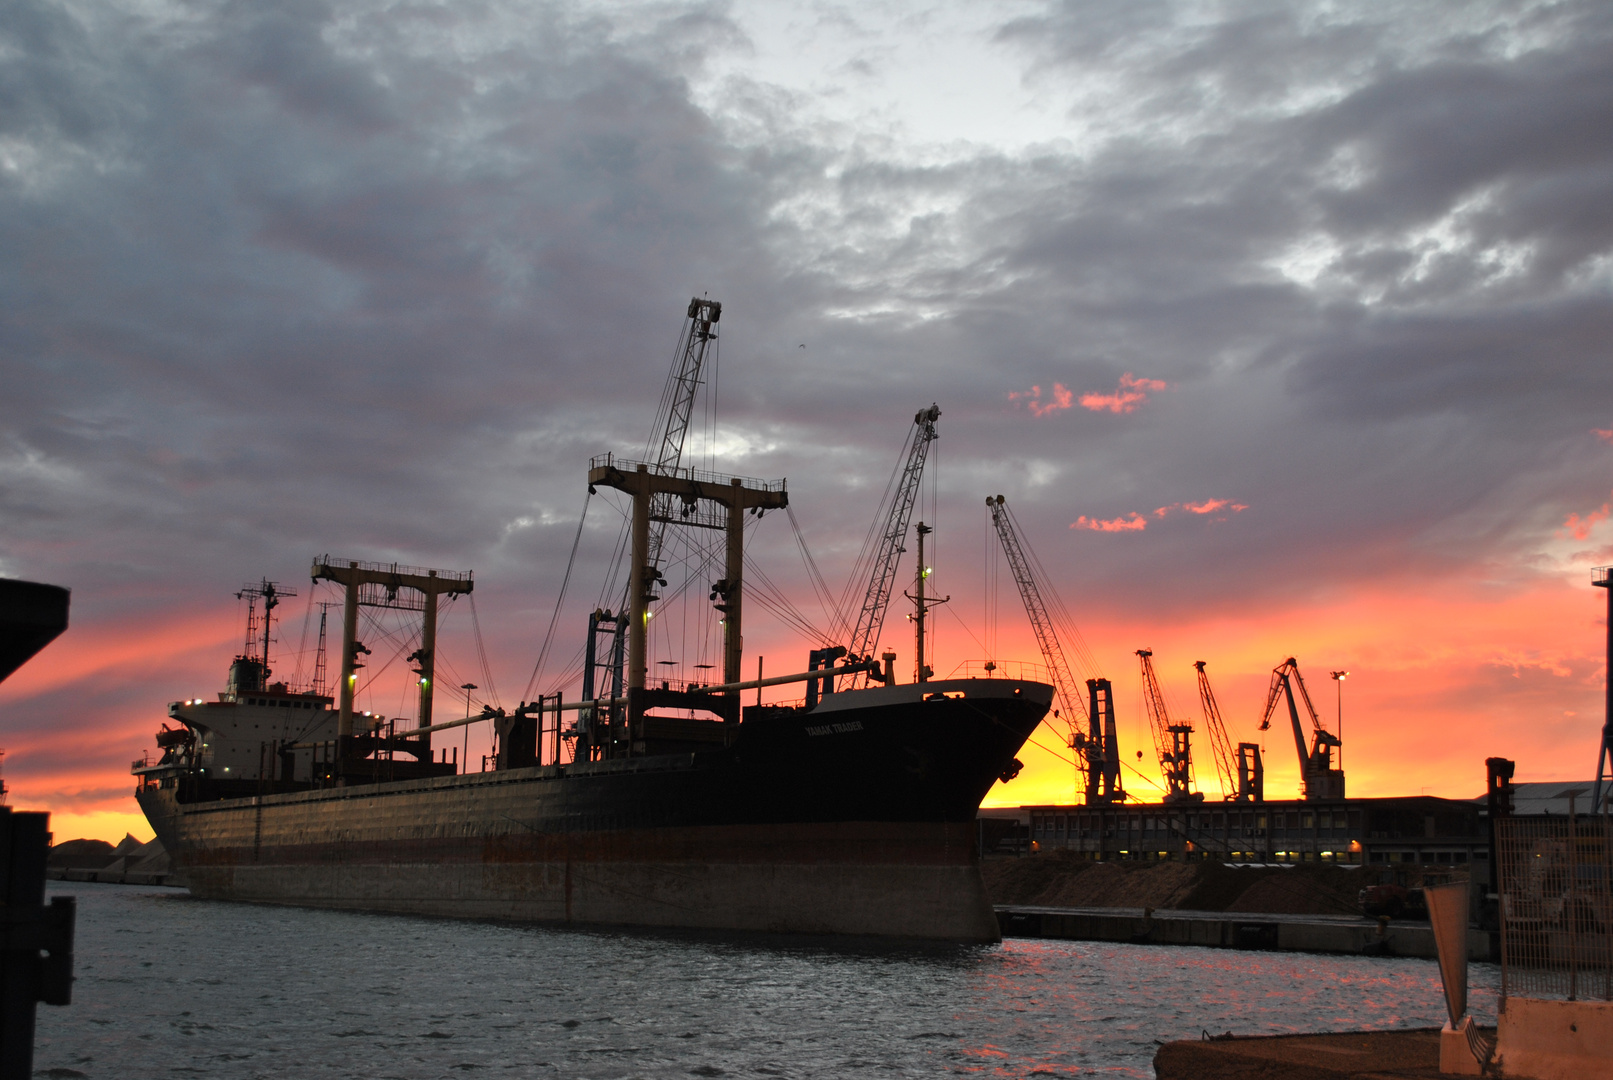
(461, 683), (477, 773)
(1330, 671), (1348, 770)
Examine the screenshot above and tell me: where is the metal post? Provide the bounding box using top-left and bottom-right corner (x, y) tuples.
(417, 574), (438, 754)
(1330, 671), (1348, 772)
(914, 523), (929, 683)
(724, 478), (744, 696)
(628, 466), (650, 697)
(1595, 568), (1612, 814)
(337, 574), (359, 740)
(1569, 794), (1579, 1000)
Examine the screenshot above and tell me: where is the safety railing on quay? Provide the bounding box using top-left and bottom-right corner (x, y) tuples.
(1496, 813), (1613, 1001)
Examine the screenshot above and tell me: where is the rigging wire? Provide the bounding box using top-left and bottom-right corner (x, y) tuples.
(831, 433), (910, 640)
(785, 505), (845, 637)
(523, 492), (592, 702)
(290, 587), (317, 690)
(468, 592), (500, 708)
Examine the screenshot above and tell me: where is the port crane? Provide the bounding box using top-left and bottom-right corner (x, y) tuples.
(987, 495), (1122, 804)
(1138, 648), (1201, 803)
(838, 405), (941, 687)
(1258, 657), (1345, 800)
(1194, 660), (1262, 801)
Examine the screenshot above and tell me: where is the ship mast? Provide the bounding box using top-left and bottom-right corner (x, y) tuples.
(904, 523), (948, 683)
(235, 579), (295, 691)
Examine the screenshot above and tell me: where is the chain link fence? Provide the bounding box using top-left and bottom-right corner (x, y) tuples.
(1496, 814), (1613, 1001)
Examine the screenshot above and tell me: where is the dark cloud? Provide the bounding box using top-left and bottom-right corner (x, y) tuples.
(3, 0), (1611, 808)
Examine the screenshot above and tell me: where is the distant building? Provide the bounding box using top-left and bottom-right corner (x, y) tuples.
(984, 796), (1487, 867)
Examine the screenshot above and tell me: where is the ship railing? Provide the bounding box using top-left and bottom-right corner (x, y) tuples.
(944, 659), (1054, 684)
(588, 453), (786, 493)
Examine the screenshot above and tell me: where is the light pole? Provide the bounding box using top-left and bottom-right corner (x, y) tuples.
(461, 683), (477, 772)
(1330, 671), (1348, 770)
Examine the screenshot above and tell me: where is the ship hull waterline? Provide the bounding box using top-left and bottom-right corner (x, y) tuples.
(137, 680), (1051, 943)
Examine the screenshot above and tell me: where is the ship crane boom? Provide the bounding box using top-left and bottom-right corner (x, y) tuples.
(1258, 656), (1344, 800)
(845, 406), (940, 678)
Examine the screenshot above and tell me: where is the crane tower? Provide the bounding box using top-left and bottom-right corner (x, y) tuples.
(1138, 648), (1201, 803)
(1194, 660), (1262, 801)
(988, 495), (1122, 804)
(1258, 657), (1345, 800)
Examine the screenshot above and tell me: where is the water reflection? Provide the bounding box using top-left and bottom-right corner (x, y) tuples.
(37, 882), (1496, 1079)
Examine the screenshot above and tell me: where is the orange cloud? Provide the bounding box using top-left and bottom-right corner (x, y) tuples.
(1009, 383), (1075, 417)
(1562, 493), (1612, 541)
(1594, 429), (1613, 444)
(1072, 513), (1148, 532)
(1079, 373), (1169, 414)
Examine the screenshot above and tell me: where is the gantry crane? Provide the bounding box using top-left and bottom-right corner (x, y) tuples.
(843, 406), (941, 684)
(1194, 660), (1262, 801)
(987, 495), (1122, 804)
(1258, 657), (1345, 800)
(1138, 648), (1201, 803)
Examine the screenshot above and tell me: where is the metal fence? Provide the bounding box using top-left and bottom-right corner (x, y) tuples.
(1496, 814), (1613, 1001)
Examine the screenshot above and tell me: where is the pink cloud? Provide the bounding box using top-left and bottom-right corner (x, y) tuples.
(1009, 383), (1075, 417)
(1074, 499), (1246, 532)
(1562, 495), (1612, 541)
(1072, 513), (1148, 532)
(1594, 429), (1613, 444)
(1079, 373), (1170, 414)
(1152, 498), (1250, 521)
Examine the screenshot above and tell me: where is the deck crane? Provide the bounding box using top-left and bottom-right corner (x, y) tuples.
(582, 298), (723, 753)
(1194, 660), (1262, 801)
(643, 297), (723, 577)
(1258, 657), (1345, 800)
(1137, 649), (1201, 803)
(987, 495), (1122, 804)
(838, 405), (941, 688)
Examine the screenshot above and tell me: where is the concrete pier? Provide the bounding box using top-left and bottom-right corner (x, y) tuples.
(996, 904), (1494, 960)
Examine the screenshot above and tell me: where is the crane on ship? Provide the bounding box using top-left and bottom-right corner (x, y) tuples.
(1258, 657), (1345, 800)
(580, 298), (725, 753)
(826, 405), (941, 692)
(987, 495), (1122, 804)
(1194, 660), (1262, 801)
(1137, 648), (1201, 803)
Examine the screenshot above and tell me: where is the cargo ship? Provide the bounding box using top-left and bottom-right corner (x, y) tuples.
(132, 300), (1051, 941)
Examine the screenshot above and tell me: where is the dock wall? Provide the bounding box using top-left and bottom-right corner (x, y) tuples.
(997, 904), (1493, 960)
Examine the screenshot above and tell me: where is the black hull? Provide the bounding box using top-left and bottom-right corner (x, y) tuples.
(138, 679), (1050, 941)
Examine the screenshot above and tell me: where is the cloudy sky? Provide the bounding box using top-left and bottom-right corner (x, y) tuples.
(3, 0), (1611, 840)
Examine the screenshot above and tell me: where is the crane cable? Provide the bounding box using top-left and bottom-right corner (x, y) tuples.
(523, 491), (592, 702)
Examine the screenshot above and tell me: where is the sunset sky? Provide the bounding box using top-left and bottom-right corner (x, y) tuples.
(3, 0), (1612, 843)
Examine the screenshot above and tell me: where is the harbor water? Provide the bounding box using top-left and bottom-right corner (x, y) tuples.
(36, 881), (1499, 1079)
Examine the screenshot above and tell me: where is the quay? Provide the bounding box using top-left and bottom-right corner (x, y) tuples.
(995, 904), (1493, 960)
(1153, 1028), (1457, 1080)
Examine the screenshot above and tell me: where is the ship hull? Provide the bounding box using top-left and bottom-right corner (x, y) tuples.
(137, 679), (1049, 942)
